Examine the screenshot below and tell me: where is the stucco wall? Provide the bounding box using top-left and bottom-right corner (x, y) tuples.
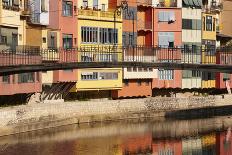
(73, 68), (122, 91)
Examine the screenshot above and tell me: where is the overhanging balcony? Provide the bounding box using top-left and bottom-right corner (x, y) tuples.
(20, 0), (31, 17)
(78, 9), (122, 22)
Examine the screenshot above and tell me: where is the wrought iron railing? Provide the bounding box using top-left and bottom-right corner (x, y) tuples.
(0, 45), (232, 67)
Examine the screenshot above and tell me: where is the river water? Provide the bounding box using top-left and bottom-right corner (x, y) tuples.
(1, 116), (232, 155)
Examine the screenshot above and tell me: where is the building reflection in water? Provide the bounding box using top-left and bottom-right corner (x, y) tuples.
(2, 119), (232, 155)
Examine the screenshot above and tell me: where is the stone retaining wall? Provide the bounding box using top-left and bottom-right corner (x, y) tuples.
(0, 95), (231, 136)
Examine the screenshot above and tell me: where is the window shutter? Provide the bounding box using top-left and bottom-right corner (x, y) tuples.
(158, 12), (163, 21)
(168, 11), (175, 22)
(164, 12), (169, 22)
(168, 32), (174, 42)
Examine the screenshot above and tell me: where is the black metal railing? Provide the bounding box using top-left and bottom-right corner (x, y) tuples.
(1, 45), (232, 67)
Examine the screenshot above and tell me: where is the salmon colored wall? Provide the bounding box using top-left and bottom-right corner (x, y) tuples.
(0, 74), (42, 95)
(152, 70), (182, 88)
(123, 20), (137, 32)
(153, 8), (182, 46)
(112, 79), (152, 98)
(53, 70), (77, 83)
(153, 8), (182, 32)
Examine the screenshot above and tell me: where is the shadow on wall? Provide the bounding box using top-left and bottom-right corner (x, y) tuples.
(0, 94), (29, 107)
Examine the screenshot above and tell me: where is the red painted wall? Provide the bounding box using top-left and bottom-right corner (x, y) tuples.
(216, 52), (232, 89)
(0, 73), (42, 95)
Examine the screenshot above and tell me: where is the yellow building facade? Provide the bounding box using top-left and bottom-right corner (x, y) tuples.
(0, 0), (26, 49)
(71, 8), (123, 92)
(202, 13), (217, 88)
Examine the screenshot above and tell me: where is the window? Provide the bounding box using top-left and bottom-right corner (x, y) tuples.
(41, 0), (48, 12)
(63, 34), (73, 48)
(63, 1), (73, 16)
(124, 79), (129, 86)
(149, 68), (153, 72)
(93, 0), (98, 9)
(99, 28), (118, 44)
(138, 67), (143, 72)
(202, 72), (215, 80)
(129, 34), (133, 45)
(102, 4), (106, 11)
(169, 42), (174, 48)
(36, 72), (40, 82)
(2, 75), (10, 83)
(192, 70), (201, 78)
(83, 0), (88, 7)
(64, 69), (73, 72)
(182, 19), (202, 30)
(81, 72), (98, 80)
(206, 16), (212, 31)
(158, 11), (175, 22)
(182, 70), (192, 78)
(223, 73), (230, 81)
(50, 36), (55, 48)
(0, 36), (7, 44)
(133, 67), (137, 72)
(127, 67), (132, 72)
(158, 32), (174, 47)
(137, 80), (142, 86)
(159, 69), (174, 80)
(203, 17), (206, 31)
(81, 27), (98, 43)
(99, 72), (118, 80)
(42, 37), (46, 43)
(18, 73), (35, 83)
(145, 80), (150, 86)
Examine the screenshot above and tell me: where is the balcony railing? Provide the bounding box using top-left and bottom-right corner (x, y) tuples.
(2, 4), (20, 11)
(78, 9), (122, 21)
(21, 0), (31, 16)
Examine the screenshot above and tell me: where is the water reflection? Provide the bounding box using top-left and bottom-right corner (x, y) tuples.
(1, 116), (232, 155)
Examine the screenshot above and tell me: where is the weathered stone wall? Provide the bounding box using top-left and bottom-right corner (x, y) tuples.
(0, 95), (231, 136)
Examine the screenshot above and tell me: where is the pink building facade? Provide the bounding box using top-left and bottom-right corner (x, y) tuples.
(152, 7), (182, 89)
(49, 0), (78, 83)
(0, 73), (42, 95)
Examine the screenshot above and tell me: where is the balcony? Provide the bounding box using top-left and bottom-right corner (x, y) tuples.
(78, 9), (122, 22)
(21, 0), (31, 17)
(2, 3), (20, 11)
(137, 0), (152, 7)
(211, 3), (223, 13)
